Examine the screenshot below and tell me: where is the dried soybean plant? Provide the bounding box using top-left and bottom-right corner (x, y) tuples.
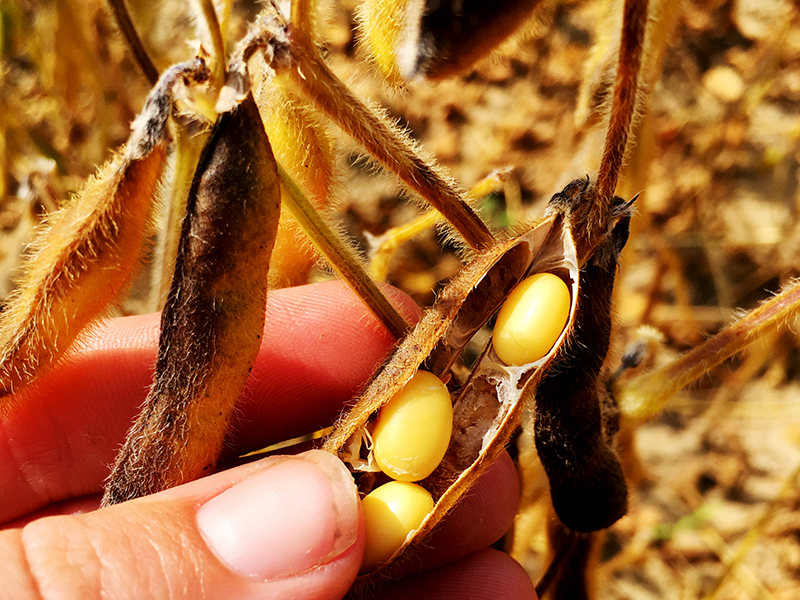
(4, 0), (800, 598)
(321, 0), (648, 590)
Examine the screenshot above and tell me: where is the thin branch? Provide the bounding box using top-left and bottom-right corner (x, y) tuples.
(277, 163), (410, 340)
(193, 0), (227, 83)
(106, 0), (159, 85)
(593, 0), (649, 227)
(286, 0), (495, 252)
(617, 279), (800, 420)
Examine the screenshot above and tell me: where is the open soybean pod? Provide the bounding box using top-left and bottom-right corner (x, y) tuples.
(324, 178), (632, 579)
(0, 60), (209, 402)
(102, 92), (281, 505)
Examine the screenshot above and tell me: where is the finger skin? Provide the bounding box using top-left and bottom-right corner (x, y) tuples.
(375, 549), (536, 600)
(0, 453), (524, 600)
(0, 281), (418, 524)
(0, 279), (530, 600)
(0, 451), (366, 600)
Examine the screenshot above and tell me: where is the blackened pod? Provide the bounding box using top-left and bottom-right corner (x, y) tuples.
(103, 94), (281, 504)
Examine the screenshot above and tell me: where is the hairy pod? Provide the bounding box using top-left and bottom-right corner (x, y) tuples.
(326, 176), (631, 583)
(534, 181), (631, 533)
(326, 189), (577, 581)
(254, 81), (334, 288)
(358, 0), (544, 83)
(0, 60), (209, 404)
(102, 94), (280, 504)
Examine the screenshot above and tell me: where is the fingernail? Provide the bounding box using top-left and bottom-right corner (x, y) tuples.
(197, 450), (359, 580)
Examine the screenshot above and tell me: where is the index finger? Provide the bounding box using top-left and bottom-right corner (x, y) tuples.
(0, 281), (419, 523)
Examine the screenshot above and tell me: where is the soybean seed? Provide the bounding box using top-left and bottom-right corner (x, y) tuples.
(373, 370), (452, 482)
(361, 481), (434, 572)
(492, 272), (571, 366)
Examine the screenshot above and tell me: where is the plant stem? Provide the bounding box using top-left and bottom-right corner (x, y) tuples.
(277, 163), (410, 339)
(286, 0), (495, 251)
(617, 279), (800, 420)
(193, 0), (227, 84)
(106, 0), (159, 85)
(594, 0), (649, 227)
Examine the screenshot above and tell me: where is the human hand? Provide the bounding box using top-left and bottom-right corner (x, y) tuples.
(0, 281), (535, 599)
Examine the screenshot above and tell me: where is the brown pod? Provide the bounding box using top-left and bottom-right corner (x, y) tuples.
(534, 182), (632, 533)
(415, 0), (545, 80)
(325, 192), (581, 580)
(359, 0), (544, 83)
(536, 517), (599, 600)
(102, 94), (280, 505)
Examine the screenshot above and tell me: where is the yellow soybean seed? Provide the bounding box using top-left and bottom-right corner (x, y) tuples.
(492, 272), (571, 366)
(361, 481), (434, 572)
(373, 370), (452, 482)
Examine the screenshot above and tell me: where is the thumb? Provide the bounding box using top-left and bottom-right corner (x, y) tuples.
(0, 450), (364, 600)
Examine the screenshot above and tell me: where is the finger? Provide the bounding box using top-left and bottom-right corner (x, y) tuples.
(0, 451), (365, 600)
(9, 450), (520, 598)
(374, 549), (536, 600)
(412, 451), (520, 571)
(5, 453), (519, 594)
(229, 280), (419, 454)
(0, 281), (418, 523)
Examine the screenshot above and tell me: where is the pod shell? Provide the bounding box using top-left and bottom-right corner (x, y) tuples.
(326, 205), (579, 579)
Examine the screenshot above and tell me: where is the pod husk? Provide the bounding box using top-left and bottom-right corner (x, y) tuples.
(102, 93), (281, 504)
(357, 0), (545, 83)
(325, 176), (634, 585)
(0, 60), (209, 405)
(254, 79), (335, 289)
(325, 210), (577, 579)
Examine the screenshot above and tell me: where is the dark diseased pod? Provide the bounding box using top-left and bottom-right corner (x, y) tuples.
(359, 0), (545, 84)
(415, 0), (545, 79)
(102, 94), (281, 505)
(534, 179), (633, 533)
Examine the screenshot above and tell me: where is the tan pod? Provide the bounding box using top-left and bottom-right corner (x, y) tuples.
(325, 176), (633, 585)
(0, 60), (209, 403)
(326, 193), (576, 577)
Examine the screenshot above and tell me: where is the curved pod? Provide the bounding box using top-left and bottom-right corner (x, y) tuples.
(325, 189), (581, 576)
(103, 94), (281, 504)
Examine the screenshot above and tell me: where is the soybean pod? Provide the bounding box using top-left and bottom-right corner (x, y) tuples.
(326, 182), (571, 576)
(102, 93), (281, 505)
(324, 172), (635, 583)
(534, 180), (632, 533)
(0, 61), (209, 402)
